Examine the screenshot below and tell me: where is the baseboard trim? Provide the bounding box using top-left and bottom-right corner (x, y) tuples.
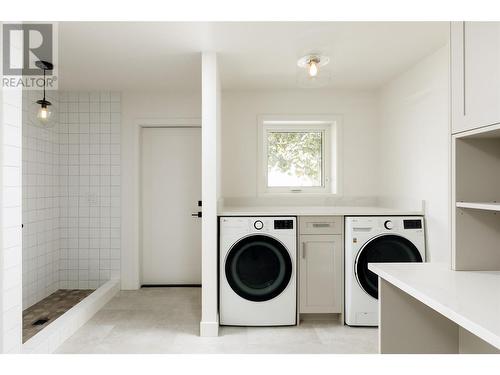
(300, 313), (341, 322)
(200, 320), (219, 337)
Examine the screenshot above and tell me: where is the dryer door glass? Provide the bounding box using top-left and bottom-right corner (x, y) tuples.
(225, 235), (293, 302)
(355, 234), (422, 299)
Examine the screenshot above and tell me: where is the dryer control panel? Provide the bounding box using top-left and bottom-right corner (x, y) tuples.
(274, 219), (294, 230)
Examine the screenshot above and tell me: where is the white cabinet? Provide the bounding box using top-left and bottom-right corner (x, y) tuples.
(451, 22), (500, 134)
(299, 232), (342, 313)
(298, 216), (343, 314)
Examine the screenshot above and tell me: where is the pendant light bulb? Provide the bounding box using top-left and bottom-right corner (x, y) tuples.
(308, 59), (319, 77)
(37, 104), (51, 123)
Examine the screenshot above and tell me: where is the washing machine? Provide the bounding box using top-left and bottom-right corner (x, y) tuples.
(219, 216), (297, 326)
(345, 216), (425, 326)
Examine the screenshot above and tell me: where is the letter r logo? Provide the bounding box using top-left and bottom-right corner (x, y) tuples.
(2, 23), (53, 76)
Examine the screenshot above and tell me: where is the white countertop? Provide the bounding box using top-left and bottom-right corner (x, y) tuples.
(369, 262), (500, 349)
(218, 206), (423, 216)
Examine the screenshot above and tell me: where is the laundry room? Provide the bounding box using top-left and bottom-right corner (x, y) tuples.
(214, 22), (450, 343)
(2, 17), (500, 359)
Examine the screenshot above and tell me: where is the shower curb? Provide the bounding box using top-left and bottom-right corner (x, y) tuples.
(22, 279), (120, 353)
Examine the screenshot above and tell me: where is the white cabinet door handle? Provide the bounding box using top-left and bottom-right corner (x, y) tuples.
(302, 242), (306, 259)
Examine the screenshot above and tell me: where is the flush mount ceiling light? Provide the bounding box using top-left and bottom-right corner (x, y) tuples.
(35, 60), (54, 127)
(297, 54), (330, 78)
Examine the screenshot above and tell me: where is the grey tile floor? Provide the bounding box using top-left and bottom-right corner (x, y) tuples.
(56, 287), (378, 354)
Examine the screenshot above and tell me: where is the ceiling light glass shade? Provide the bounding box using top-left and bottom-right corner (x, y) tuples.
(297, 54), (331, 87)
(29, 97), (58, 129)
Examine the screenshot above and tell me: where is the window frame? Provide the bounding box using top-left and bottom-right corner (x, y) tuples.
(257, 115), (342, 196)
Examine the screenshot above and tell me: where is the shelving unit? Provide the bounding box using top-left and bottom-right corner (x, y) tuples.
(456, 202), (500, 212)
(452, 119), (500, 271)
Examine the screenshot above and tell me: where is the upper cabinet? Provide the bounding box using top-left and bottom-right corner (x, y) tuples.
(451, 22), (500, 134)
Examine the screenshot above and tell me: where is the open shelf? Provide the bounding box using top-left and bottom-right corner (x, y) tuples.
(456, 201), (500, 212)
(453, 132), (500, 270)
(454, 122), (500, 140)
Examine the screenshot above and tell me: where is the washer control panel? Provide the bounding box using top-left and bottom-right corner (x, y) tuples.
(403, 219), (422, 229)
(220, 216), (296, 235)
(384, 220), (394, 230)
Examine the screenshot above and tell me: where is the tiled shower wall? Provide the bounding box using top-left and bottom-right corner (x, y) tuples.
(58, 92), (121, 289)
(21, 91), (121, 308)
(22, 90), (60, 309)
(2, 85), (24, 352)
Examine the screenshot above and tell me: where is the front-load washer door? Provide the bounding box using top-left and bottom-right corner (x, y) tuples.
(355, 234), (422, 299)
(225, 234), (293, 302)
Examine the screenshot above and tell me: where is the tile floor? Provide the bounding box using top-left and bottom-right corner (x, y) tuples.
(56, 287), (378, 354)
(23, 289), (95, 343)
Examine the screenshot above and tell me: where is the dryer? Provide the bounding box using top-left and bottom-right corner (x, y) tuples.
(345, 216), (425, 326)
(219, 216), (297, 326)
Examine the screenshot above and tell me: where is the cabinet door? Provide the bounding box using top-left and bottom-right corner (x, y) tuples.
(451, 21), (500, 134)
(299, 234), (342, 313)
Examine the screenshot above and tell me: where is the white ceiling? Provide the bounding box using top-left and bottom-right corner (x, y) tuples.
(58, 22), (449, 91)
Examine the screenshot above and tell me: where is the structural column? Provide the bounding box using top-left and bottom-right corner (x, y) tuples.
(200, 51), (220, 337)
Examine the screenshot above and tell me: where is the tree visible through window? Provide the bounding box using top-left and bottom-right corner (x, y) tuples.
(267, 131), (323, 187)
(258, 116), (337, 195)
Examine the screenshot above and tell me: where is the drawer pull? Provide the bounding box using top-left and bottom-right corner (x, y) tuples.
(312, 223), (331, 228)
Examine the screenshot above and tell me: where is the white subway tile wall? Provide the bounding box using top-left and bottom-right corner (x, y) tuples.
(2, 85), (24, 353)
(22, 90), (60, 309)
(21, 90), (121, 310)
(58, 92), (121, 289)
(1, 24), (23, 353)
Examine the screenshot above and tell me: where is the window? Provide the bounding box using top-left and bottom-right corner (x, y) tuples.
(258, 116), (341, 195)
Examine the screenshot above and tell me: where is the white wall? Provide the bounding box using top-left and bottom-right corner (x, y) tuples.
(221, 89), (379, 202)
(377, 46), (449, 263)
(120, 91), (201, 289)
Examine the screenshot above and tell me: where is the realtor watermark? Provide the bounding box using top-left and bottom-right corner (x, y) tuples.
(2, 22), (58, 89)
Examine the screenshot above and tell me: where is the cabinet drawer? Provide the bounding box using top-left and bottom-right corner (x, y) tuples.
(299, 216), (342, 235)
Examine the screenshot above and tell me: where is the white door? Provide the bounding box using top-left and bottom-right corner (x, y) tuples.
(141, 127), (201, 285)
